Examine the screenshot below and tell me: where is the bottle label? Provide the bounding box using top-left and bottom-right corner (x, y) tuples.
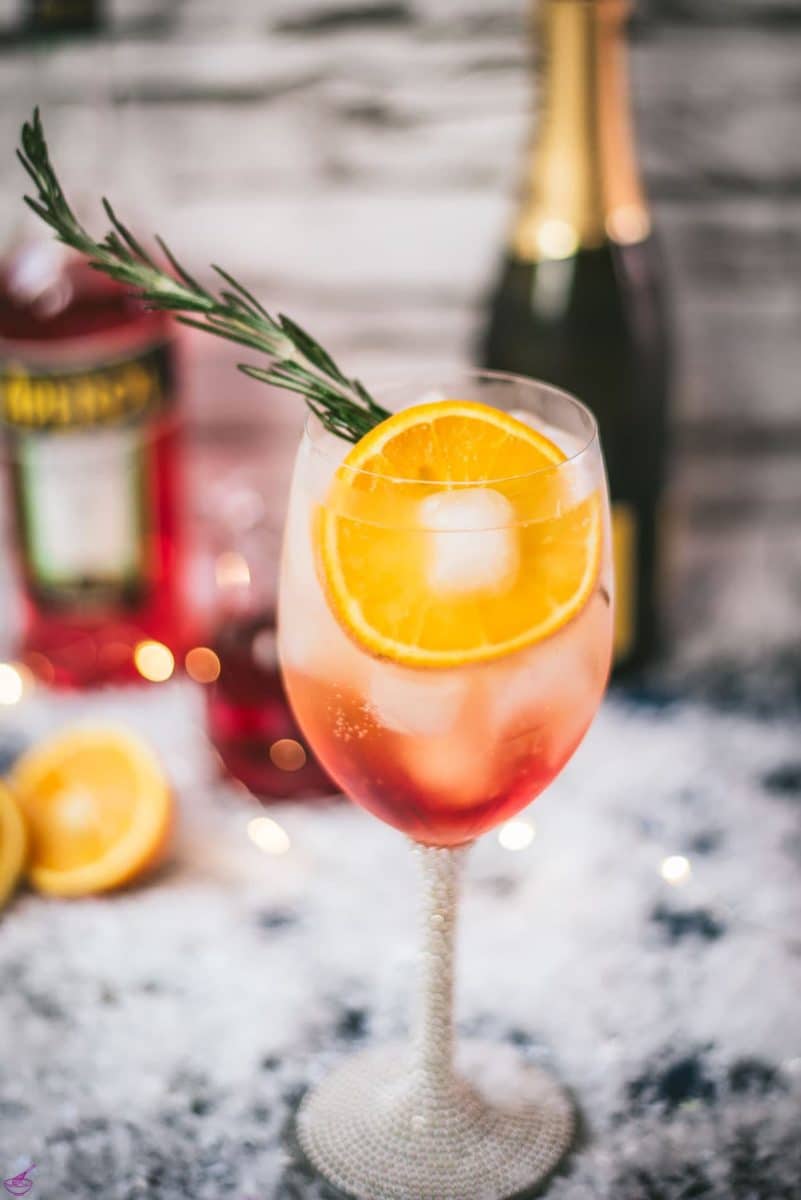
(1, 341), (173, 609)
(611, 501), (636, 662)
(16, 427), (145, 594)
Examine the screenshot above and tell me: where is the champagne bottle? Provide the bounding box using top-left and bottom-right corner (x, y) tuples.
(482, 0), (670, 673)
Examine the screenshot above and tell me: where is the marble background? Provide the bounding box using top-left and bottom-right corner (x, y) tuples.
(0, 0), (799, 669)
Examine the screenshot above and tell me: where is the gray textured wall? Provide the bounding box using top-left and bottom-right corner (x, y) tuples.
(0, 0), (798, 667)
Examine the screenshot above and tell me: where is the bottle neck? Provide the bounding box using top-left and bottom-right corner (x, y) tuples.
(512, 0), (650, 262)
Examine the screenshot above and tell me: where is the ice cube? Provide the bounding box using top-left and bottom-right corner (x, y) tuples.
(400, 733), (491, 808)
(420, 488), (518, 596)
(278, 573), (361, 681)
(508, 410), (598, 507)
(282, 466), (319, 598)
(489, 633), (571, 739)
(367, 664), (466, 736)
(509, 409), (587, 458)
(488, 595), (607, 744)
(301, 427), (351, 502)
(278, 469), (362, 681)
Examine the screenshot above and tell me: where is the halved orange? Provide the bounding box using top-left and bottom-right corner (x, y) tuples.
(0, 783), (27, 909)
(317, 399), (601, 667)
(10, 728), (173, 898)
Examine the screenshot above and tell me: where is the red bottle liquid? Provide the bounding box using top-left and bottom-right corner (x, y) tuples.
(206, 608), (335, 801)
(0, 249), (185, 687)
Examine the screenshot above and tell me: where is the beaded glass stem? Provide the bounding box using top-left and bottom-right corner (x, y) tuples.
(411, 845), (463, 1109)
(296, 845), (576, 1200)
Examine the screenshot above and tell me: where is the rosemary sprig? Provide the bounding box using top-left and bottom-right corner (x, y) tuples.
(16, 108), (390, 443)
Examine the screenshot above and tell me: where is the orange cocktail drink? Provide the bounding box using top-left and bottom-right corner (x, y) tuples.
(280, 378), (612, 847)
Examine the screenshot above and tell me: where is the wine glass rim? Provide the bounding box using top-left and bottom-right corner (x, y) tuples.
(303, 367), (600, 486)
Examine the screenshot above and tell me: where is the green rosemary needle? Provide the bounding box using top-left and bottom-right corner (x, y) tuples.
(16, 108), (390, 443)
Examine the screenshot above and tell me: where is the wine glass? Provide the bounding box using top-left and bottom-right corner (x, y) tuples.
(278, 370), (613, 1200)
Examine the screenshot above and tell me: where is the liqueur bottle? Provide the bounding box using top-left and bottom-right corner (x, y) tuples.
(198, 483), (335, 801)
(482, 0), (671, 672)
(1, 8), (185, 688)
(206, 607), (336, 801)
(0, 241), (184, 687)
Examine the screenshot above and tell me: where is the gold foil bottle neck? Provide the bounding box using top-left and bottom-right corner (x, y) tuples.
(512, 0), (650, 262)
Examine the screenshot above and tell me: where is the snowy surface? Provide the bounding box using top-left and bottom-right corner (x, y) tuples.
(0, 677), (800, 1199)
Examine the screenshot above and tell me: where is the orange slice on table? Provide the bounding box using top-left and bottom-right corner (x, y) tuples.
(0, 783), (27, 909)
(10, 728), (173, 898)
(317, 399), (601, 667)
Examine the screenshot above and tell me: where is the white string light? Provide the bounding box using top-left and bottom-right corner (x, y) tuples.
(660, 854), (691, 885)
(498, 819), (536, 851)
(133, 641), (175, 683)
(247, 816), (291, 855)
(0, 663), (27, 705)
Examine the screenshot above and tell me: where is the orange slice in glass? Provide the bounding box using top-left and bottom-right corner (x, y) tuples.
(0, 783), (27, 908)
(11, 728), (173, 898)
(317, 399), (601, 667)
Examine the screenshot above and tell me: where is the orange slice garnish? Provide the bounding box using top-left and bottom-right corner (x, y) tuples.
(0, 782), (27, 909)
(317, 399), (601, 667)
(10, 728), (173, 898)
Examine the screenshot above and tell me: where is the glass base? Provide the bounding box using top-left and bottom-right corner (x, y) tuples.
(296, 1040), (575, 1200)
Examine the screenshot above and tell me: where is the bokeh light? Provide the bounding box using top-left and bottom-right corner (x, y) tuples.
(24, 652), (54, 685)
(269, 738), (307, 772)
(606, 204), (651, 245)
(536, 218), (578, 260)
(660, 855), (691, 885)
(247, 816), (291, 855)
(185, 646), (221, 684)
(498, 819), (536, 851)
(0, 662), (25, 705)
(133, 640), (175, 683)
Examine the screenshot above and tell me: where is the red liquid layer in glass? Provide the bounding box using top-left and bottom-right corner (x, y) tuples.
(281, 666), (599, 847)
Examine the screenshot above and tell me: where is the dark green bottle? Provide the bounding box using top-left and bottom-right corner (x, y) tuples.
(482, 0), (671, 673)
